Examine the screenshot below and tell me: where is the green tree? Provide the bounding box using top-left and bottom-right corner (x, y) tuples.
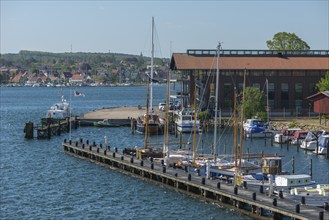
(239, 87), (266, 120)
(316, 71), (329, 92)
(266, 32), (310, 50)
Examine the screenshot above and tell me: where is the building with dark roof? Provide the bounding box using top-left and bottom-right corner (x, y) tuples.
(170, 49), (329, 116)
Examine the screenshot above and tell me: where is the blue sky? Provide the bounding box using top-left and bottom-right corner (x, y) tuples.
(1, 0), (328, 58)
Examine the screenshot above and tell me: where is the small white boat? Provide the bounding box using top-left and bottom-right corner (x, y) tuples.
(290, 130), (308, 145)
(46, 95), (71, 119)
(313, 134), (329, 155)
(274, 128), (302, 144)
(175, 109), (201, 133)
(238, 157), (316, 191)
(93, 119), (120, 127)
(300, 130), (326, 151)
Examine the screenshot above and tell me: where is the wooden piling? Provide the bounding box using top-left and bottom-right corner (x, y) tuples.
(24, 121), (34, 139)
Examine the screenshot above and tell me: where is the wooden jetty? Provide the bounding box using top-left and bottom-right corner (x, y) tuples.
(24, 117), (79, 139)
(63, 139), (328, 220)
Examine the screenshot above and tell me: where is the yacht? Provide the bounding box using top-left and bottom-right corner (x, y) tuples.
(313, 134), (329, 155)
(300, 130), (326, 150)
(46, 95), (71, 119)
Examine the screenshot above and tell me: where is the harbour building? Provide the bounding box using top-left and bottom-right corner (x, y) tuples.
(170, 49), (329, 117)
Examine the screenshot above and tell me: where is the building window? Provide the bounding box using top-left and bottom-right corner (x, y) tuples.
(268, 83), (275, 109)
(281, 83), (289, 109)
(238, 83), (243, 92)
(295, 83), (303, 100)
(295, 83), (303, 114)
(223, 83), (233, 109)
(309, 83), (316, 95)
(252, 83), (260, 89)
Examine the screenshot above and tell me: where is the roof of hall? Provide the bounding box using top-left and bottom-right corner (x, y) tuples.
(170, 53), (329, 70)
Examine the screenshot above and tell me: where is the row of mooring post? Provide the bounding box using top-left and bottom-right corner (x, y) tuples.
(63, 139), (328, 219)
(290, 156), (313, 178)
(25, 116), (79, 140)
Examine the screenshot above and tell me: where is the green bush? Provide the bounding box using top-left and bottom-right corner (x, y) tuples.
(198, 111), (212, 121)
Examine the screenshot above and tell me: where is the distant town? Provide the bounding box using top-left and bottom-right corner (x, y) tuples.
(0, 51), (173, 87)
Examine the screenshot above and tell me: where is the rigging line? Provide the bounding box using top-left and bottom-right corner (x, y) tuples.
(153, 22), (163, 59)
(282, 157), (293, 167)
(194, 55), (219, 149)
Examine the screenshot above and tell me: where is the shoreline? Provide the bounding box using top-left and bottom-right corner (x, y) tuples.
(83, 106), (328, 131)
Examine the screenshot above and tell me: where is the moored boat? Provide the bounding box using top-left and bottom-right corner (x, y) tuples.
(300, 130), (326, 150)
(136, 113), (163, 135)
(313, 134), (329, 155)
(290, 130), (308, 145)
(175, 109), (201, 133)
(241, 156), (316, 191)
(135, 17), (163, 135)
(46, 95), (71, 119)
(274, 128), (302, 144)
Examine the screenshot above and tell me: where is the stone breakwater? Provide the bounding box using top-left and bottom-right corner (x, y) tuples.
(270, 118), (328, 131)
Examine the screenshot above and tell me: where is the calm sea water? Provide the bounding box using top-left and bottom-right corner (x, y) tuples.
(1, 85), (328, 219)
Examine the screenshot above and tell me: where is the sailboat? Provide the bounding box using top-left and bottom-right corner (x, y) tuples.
(136, 17), (163, 135)
(191, 45), (261, 181)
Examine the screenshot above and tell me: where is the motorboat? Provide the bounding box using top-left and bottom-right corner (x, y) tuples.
(242, 157), (316, 191)
(274, 128), (302, 144)
(300, 130), (326, 151)
(93, 119), (120, 127)
(290, 130), (308, 145)
(313, 134), (329, 155)
(46, 95), (71, 119)
(243, 119), (274, 138)
(175, 109), (201, 133)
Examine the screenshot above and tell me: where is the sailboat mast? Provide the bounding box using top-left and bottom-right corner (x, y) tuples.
(238, 69), (246, 172)
(213, 43), (220, 162)
(192, 80), (197, 165)
(233, 87), (238, 186)
(150, 17), (154, 114)
(266, 78), (269, 124)
(163, 70), (170, 158)
(144, 80), (150, 149)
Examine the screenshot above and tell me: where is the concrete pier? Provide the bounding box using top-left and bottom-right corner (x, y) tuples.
(63, 139), (328, 220)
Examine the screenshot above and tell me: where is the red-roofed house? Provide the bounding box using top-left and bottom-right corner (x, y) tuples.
(69, 74), (84, 84)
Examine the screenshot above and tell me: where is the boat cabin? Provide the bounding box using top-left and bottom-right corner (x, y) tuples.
(243, 119), (267, 130)
(275, 174), (313, 187)
(261, 157), (282, 175)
